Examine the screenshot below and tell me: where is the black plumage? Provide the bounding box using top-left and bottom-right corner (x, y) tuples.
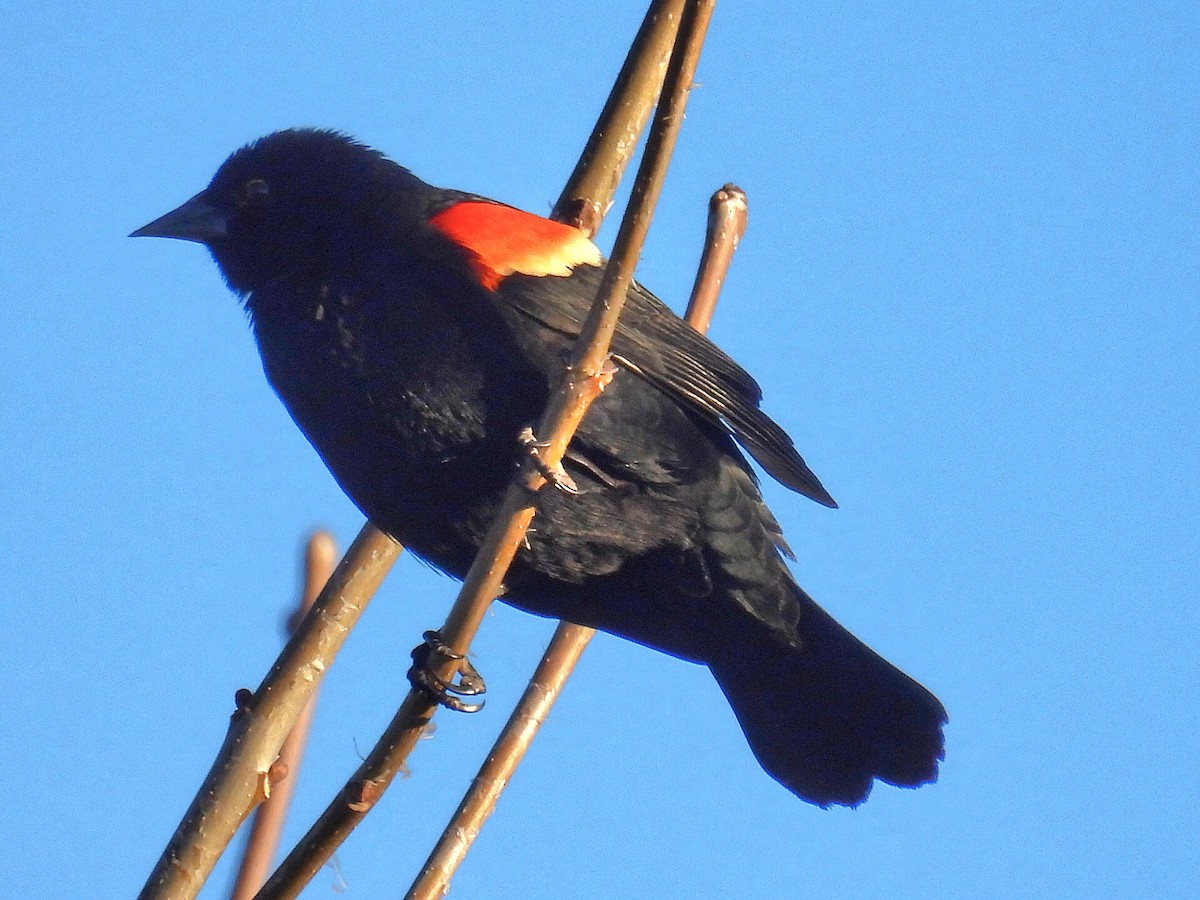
(133, 129), (946, 807)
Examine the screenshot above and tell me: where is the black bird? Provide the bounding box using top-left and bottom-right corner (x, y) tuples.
(133, 129), (946, 807)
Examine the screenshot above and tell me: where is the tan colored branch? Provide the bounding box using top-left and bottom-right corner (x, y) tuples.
(686, 184), (748, 331)
(229, 532), (338, 900)
(405, 621), (596, 900)
(138, 525), (399, 900)
(407, 174), (745, 900)
(254, 3), (717, 897)
(553, 0), (687, 236)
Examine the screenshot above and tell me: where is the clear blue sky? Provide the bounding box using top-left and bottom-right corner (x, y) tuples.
(3, 2), (1197, 897)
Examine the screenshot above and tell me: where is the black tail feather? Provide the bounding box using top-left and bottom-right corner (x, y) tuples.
(707, 586), (946, 807)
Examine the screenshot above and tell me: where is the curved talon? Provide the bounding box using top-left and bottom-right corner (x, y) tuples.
(408, 630), (487, 713)
(517, 426), (580, 494)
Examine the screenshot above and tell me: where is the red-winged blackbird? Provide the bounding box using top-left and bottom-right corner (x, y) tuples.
(133, 129), (946, 807)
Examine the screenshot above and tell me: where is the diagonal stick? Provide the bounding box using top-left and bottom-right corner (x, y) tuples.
(138, 3), (688, 896)
(228, 532), (337, 900)
(254, 2), (716, 897)
(405, 181), (747, 900)
(138, 525), (400, 900)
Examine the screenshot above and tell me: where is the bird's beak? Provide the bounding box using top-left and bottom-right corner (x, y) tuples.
(130, 191), (229, 243)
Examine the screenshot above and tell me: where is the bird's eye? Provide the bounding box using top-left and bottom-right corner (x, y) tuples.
(243, 178), (270, 201)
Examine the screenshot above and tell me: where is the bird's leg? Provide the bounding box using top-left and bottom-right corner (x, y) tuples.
(516, 426), (580, 494)
(407, 630), (487, 713)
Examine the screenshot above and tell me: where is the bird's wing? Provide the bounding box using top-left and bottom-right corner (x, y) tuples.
(428, 200), (837, 507)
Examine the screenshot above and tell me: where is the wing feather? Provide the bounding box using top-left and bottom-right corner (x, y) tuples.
(494, 263), (837, 507)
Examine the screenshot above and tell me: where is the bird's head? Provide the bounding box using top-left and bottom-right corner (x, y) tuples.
(132, 129), (415, 295)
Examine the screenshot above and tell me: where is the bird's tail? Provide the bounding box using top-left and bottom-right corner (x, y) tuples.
(706, 583), (947, 807)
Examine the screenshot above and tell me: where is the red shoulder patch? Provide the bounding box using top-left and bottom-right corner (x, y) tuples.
(428, 201), (602, 291)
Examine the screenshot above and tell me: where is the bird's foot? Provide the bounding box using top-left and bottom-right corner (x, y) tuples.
(516, 426), (579, 494)
(407, 630), (487, 713)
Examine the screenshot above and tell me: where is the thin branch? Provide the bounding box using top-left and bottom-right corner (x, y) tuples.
(138, 525), (400, 900)
(552, 0), (687, 236)
(686, 183), (748, 332)
(229, 532), (338, 900)
(405, 178), (747, 900)
(405, 621), (595, 900)
(558, 0), (716, 381)
(254, 3), (717, 897)
(141, 4), (701, 899)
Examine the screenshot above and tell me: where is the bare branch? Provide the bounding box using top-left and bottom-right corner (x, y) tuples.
(407, 175), (744, 900)
(405, 621), (595, 900)
(138, 525), (399, 900)
(229, 532), (338, 900)
(686, 183), (748, 331)
(255, 3), (717, 897)
(552, 0), (687, 236)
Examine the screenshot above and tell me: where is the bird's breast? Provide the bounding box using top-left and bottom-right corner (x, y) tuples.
(249, 275), (545, 520)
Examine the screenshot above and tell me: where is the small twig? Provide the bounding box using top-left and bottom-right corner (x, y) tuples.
(559, 0), (716, 382)
(404, 621), (595, 900)
(552, 0), (687, 237)
(406, 178), (745, 900)
(138, 525), (399, 900)
(140, 4), (698, 899)
(254, 3), (717, 897)
(686, 184), (748, 331)
(229, 532), (338, 900)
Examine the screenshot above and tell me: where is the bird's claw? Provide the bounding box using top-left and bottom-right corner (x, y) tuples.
(517, 426), (579, 494)
(407, 630), (487, 713)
